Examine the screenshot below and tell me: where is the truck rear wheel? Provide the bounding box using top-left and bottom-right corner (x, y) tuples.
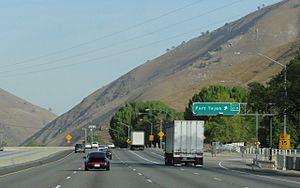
(194, 158), (203, 166)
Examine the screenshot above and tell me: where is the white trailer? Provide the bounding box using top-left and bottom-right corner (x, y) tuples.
(130, 131), (145, 150)
(165, 120), (204, 166)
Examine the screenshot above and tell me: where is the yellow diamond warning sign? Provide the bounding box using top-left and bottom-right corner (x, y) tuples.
(157, 131), (164, 140)
(65, 134), (72, 143)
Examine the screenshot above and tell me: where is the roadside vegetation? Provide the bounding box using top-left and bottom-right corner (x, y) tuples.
(109, 48), (300, 148)
(24, 139), (45, 147)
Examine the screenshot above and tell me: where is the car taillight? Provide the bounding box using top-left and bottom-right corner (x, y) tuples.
(104, 162), (107, 165)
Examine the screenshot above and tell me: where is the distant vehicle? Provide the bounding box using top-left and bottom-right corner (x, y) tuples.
(98, 147), (107, 152)
(98, 144), (108, 150)
(106, 149), (112, 159)
(97, 147), (112, 159)
(75, 144), (85, 153)
(84, 151), (110, 171)
(165, 120), (204, 166)
(91, 142), (99, 148)
(85, 143), (92, 149)
(107, 143), (115, 149)
(130, 131), (145, 150)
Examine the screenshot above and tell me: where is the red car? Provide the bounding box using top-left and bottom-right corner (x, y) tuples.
(84, 151), (110, 171)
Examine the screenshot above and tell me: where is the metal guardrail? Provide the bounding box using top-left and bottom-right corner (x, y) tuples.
(243, 147), (300, 171)
(245, 147), (300, 156)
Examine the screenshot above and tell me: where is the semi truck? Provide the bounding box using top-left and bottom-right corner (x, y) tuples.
(165, 120), (204, 166)
(130, 131), (145, 150)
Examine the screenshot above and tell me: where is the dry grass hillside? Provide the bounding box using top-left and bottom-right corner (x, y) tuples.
(25, 0), (300, 145)
(0, 89), (57, 145)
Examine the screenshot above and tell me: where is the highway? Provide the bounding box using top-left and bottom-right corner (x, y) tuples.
(0, 148), (300, 188)
(0, 147), (72, 168)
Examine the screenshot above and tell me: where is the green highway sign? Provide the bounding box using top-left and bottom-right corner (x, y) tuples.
(193, 102), (240, 115)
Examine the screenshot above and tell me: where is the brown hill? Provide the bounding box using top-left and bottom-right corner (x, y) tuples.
(0, 88), (57, 145)
(26, 0), (300, 145)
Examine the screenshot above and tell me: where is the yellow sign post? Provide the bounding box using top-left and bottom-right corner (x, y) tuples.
(126, 138), (131, 144)
(157, 131), (165, 140)
(279, 134), (291, 150)
(254, 140), (261, 146)
(65, 134), (72, 143)
(149, 135), (154, 142)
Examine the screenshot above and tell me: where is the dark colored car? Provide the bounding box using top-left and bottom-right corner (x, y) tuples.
(84, 151), (110, 171)
(75, 144), (85, 153)
(98, 148), (112, 159)
(106, 150), (112, 160)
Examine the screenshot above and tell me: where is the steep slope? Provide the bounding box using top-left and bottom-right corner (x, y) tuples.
(0, 89), (57, 145)
(27, 0), (300, 145)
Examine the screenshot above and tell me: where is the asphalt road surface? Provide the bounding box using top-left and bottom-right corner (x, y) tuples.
(0, 148), (300, 188)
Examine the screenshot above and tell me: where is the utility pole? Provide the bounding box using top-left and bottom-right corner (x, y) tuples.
(82, 128), (87, 144)
(269, 117), (273, 160)
(139, 118), (154, 147)
(256, 53), (288, 135)
(0, 131), (3, 146)
(283, 64), (287, 135)
(235, 52), (288, 136)
(255, 111), (258, 142)
(88, 125), (96, 143)
(255, 111), (259, 164)
(160, 119), (162, 148)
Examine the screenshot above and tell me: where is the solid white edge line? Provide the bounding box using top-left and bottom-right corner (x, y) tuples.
(219, 160), (300, 185)
(150, 151), (164, 158)
(218, 160), (229, 170)
(128, 150), (162, 164)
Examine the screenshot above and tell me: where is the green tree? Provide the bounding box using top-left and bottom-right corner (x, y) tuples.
(248, 47), (300, 148)
(24, 139), (44, 147)
(109, 101), (179, 147)
(184, 85), (251, 143)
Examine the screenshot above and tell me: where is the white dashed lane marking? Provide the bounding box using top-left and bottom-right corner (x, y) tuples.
(54, 185), (61, 188)
(138, 173), (143, 176)
(213, 177), (222, 181)
(147, 179), (153, 183)
(66, 176), (71, 180)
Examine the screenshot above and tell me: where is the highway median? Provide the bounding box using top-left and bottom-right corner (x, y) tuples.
(0, 149), (73, 177)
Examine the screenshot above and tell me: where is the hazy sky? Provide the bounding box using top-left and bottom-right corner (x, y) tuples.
(0, 0), (281, 115)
